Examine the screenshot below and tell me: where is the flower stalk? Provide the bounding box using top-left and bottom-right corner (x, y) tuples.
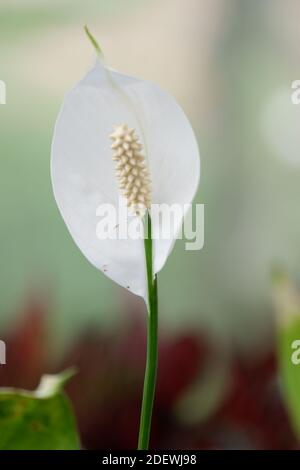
(138, 213), (158, 450)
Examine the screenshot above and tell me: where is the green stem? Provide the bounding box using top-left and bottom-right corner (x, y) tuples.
(138, 213), (158, 450)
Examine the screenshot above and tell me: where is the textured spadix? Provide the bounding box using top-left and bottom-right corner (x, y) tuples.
(110, 124), (151, 216)
(51, 59), (200, 300)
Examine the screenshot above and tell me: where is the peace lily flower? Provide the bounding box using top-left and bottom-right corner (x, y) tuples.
(51, 27), (200, 450)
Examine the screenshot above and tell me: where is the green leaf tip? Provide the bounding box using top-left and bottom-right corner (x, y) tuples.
(271, 268), (300, 328)
(84, 25), (103, 58)
(35, 368), (77, 398)
(0, 368), (77, 399)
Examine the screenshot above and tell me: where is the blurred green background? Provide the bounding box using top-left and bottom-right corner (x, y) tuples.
(1, 0), (300, 349)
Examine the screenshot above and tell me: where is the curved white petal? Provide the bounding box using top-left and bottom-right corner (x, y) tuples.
(51, 59), (200, 300)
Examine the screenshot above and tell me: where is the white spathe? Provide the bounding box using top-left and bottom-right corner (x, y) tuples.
(51, 59), (200, 300)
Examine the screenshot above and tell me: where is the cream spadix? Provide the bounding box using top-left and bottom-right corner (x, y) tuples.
(51, 55), (200, 301)
(110, 124), (151, 217)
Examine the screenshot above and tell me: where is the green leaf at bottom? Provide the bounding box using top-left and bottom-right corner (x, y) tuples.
(0, 369), (80, 450)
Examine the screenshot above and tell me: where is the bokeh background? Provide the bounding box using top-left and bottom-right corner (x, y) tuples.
(1, 0), (300, 449)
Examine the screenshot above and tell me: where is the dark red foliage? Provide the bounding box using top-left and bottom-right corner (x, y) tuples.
(0, 302), (297, 449)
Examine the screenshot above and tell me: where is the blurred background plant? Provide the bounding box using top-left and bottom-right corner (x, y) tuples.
(1, 0), (300, 449)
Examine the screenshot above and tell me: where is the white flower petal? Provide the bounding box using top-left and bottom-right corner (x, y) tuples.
(51, 59), (200, 300)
